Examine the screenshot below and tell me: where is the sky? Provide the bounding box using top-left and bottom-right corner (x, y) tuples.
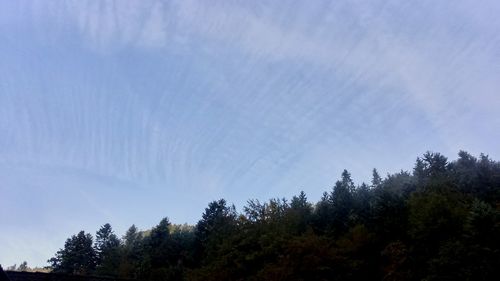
(1, 0), (499, 267)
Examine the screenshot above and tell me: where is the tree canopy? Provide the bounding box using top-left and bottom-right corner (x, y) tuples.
(48, 151), (500, 280)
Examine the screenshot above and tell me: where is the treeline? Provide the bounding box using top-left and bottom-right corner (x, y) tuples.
(48, 151), (500, 280)
(4, 261), (50, 273)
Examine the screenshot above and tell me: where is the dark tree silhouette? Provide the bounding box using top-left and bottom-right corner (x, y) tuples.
(48, 231), (96, 275)
(47, 151), (500, 281)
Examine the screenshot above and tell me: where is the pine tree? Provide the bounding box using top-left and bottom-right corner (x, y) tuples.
(48, 231), (96, 275)
(371, 168), (382, 188)
(94, 223), (121, 276)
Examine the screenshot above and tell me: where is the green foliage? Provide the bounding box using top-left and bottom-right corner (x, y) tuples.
(48, 231), (96, 275)
(381, 241), (411, 281)
(47, 151), (500, 280)
(94, 223), (121, 277)
(408, 191), (467, 244)
(118, 225), (143, 278)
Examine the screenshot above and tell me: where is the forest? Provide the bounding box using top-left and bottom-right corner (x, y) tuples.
(44, 151), (499, 280)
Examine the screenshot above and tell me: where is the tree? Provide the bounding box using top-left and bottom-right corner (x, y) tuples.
(312, 191), (332, 233)
(48, 231), (96, 275)
(118, 224), (143, 278)
(196, 199), (236, 241)
(423, 152), (448, 178)
(414, 152), (448, 186)
(139, 217), (184, 281)
(340, 169), (356, 193)
(328, 170), (355, 234)
(17, 262), (28, 272)
(147, 217), (172, 265)
(371, 181), (407, 241)
(94, 223), (121, 276)
(123, 224), (141, 248)
(352, 183), (372, 225)
(371, 168), (382, 188)
(46, 151), (500, 280)
(195, 199), (237, 263)
(288, 191), (313, 233)
(95, 224), (120, 259)
(290, 191), (310, 210)
(413, 157), (427, 185)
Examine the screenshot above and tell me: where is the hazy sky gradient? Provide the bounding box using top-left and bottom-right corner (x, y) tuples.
(1, 0), (499, 266)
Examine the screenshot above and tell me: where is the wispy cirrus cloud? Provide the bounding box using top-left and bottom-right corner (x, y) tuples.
(2, 0), (499, 192)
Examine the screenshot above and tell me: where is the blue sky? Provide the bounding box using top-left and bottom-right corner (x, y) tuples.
(1, 0), (499, 267)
